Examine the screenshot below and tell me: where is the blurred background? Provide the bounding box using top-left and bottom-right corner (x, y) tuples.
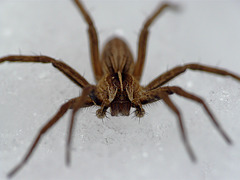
(0, 1), (240, 180)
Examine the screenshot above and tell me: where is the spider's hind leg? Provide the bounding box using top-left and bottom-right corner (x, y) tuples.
(73, 0), (102, 81)
(134, 3), (178, 81)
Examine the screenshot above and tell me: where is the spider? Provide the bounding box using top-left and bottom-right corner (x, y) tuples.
(1, 0), (240, 178)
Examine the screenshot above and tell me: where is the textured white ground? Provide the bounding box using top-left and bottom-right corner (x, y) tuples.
(1, 1), (240, 180)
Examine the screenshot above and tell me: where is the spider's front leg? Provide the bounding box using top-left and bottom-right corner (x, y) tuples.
(159, 86), (232, 144)
(7, 97), (78, 178)
(7, 85), (95, 178)
(140, 85), (232, 161)
(65, 85), (96, 165)
(139, 87), (196, 161)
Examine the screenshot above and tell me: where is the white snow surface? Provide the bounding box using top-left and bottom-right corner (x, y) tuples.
(1, 1), (240, 180)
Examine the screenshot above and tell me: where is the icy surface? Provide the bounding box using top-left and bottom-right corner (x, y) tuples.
(1, 1), (240, 180)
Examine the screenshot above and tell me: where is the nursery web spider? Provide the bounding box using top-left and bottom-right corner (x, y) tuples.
(1, 0), (240, 177)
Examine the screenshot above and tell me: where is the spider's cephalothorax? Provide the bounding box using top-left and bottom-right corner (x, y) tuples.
(1, 0), (240, 178)
(91, 37), (144, 117)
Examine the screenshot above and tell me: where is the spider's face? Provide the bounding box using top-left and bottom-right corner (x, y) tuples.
(110, 89), (131, 116)
(91, 72), (134, 117)
(109, 72), (132, 116)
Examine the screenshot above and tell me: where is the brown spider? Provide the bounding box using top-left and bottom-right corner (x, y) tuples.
(1, 0), (240, 178)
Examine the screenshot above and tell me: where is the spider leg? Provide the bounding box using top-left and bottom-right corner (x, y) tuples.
(156, 91), (196, 161)
(140, 85), (232, 160)
(73, 0), (102, 81)
(7, 97), (78, 178)
(133, 3), (178, 81)
(65, 85), (95, 165)
(160, 86), (232, 144)
(0, 55), (89, 88)
(146, 63), (240, 90)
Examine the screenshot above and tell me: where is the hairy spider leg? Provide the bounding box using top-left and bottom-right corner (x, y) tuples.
(74, 0), (103, 81)
(7, 98), (77, 178)
(160, 92), (196, 161)
(146, 63), (240, 90)
(0, 55), (89, 88)
(140, 85), (233, 161)
(66, 85), (95, 165)
(133, 3), (178, 81)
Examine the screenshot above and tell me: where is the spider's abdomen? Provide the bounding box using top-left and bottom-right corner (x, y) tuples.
(101, 37), (134, 75)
